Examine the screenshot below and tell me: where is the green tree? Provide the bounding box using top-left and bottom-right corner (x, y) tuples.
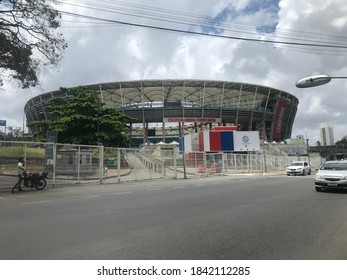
(335, 135), (347, 146)
(28, 87), (132, 147)
(0, 0), (67, 88)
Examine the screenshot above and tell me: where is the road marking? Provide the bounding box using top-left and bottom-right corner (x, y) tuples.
(173, 186), (185, 189)
(113, 191), (134, 195)
(21, 200), (53, 205)
(147, 188), (162, 192)
(83, 195), (100, 199)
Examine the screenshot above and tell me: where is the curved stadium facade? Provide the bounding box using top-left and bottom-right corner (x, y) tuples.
(24, 79), (299, 145)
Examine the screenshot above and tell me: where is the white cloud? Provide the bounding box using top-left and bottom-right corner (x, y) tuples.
(332, 17), (347, 29)
(229, 0), (250, 11)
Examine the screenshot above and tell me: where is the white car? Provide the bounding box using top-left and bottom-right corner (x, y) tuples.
(286, 161), (311, 176)
(315, 160), (347, 192)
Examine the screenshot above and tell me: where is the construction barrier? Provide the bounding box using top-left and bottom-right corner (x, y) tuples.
(197, 164), (205, 174)
(209, 163), (216, 175)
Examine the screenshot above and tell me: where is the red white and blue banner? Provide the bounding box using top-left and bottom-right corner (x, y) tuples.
(272, 98), (288, 141)
(184, 131), (260, 152)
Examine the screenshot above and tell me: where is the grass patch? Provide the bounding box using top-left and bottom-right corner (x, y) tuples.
(0, 146), (45, 158)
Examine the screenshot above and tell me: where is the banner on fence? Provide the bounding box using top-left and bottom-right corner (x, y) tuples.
(184, 131), (260, 152)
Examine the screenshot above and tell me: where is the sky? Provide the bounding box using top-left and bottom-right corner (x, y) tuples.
(1, 0), (347, 146)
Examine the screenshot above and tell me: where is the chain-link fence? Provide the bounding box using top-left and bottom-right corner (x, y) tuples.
(1, 141), (313, 186)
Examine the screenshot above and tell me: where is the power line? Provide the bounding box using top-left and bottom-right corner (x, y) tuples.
(59, 10), (347, 51)
(59, 0), (347, 45)
(57, 0), (347, 56)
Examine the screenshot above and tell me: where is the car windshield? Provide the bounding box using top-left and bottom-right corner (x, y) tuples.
(320, 162), (347, 171)
(292, 162), (303, 166)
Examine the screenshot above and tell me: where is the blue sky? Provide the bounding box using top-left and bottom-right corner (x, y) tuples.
(202, 0), (279, 34)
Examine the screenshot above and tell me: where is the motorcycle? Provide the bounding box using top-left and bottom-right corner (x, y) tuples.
(12, 171), (48, 193)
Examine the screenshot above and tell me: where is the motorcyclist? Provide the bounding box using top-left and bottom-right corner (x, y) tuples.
(17, 158), (26, 191)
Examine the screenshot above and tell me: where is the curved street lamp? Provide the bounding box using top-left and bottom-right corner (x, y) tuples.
(295, 74), (347, 88)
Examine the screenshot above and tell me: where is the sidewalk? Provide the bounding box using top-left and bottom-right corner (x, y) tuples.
(0, 168), (287, 193)
(261, 170), (286, 176)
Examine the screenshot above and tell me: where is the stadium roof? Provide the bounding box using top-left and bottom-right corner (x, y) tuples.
(82, 79), (299, 109)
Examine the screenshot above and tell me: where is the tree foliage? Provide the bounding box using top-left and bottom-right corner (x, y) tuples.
(28, 87), (132, 147)
(0, 0), (67, 88)
(335, 135), (347, 146)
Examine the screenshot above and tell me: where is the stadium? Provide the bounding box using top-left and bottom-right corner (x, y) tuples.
(24, 79), (299, 146)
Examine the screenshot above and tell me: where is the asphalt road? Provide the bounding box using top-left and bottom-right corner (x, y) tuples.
(1, 174), (347, 260)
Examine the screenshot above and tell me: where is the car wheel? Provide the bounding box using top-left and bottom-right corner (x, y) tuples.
(315, 187), (322, 192)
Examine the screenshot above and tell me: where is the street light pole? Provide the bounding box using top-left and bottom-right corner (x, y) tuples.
(296, 74), (347, 88)
(262, 141), (268, 172)
(306, 138), (310, 164)
(296, 74), (346, 162)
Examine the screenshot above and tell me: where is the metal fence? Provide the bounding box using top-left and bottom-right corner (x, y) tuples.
(183, 151), (310, 177)
(0, 141), (313, 186)
(0, 141), (103, 186)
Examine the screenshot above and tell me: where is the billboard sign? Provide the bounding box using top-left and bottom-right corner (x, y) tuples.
(185, 130), (260, 152)
(272, 98), (288, 140)
(233, 131), (261, 152)
(163, 117), (221, 123)
(0, 120), (6, 126)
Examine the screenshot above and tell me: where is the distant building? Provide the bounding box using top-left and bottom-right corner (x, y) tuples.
(320, 123), (335, 146)
(281, 136), (307, 155)
(286, 136), (305, 144)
